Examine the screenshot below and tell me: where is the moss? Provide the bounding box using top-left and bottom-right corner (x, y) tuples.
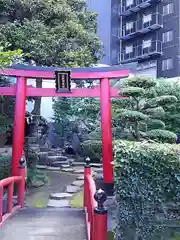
(69, 191), (83, 208)
(35, 199), (47, 208)
(107, 231), (114, 240)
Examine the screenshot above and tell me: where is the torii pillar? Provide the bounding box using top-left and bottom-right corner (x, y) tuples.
(11, 77), (27, 176)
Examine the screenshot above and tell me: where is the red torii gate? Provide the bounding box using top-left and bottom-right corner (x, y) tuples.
(0, 64), (136, 187)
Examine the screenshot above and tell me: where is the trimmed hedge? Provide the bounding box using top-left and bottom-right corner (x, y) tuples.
(81, 140), (102, 162)
(0, 156), (11, 180)
(114, 140), (180, 240)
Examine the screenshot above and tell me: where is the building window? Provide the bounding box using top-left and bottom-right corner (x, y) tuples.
(126, 0), (133, 7)
(163, 3), (173, 15)
(126, 21), (133, 30)
(143, 14), (152, 23)
(163, 30), (173, 43)
(162, 58), (173, 71)
(125, 45), (133, 54)
(143, 39), (152, 48)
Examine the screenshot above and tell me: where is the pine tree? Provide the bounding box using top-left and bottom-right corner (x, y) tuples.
(114, 76), (177, 143)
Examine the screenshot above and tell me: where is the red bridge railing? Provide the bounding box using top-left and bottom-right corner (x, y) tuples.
(84, 158), (108, 240)
(0, 158), (26, 227)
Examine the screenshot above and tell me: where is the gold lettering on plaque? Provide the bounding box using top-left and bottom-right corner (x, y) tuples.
(55, 70), (71, 92)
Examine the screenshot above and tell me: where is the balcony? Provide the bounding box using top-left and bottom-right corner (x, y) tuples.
(120, 13), (163, 40)
(119, 40), (162, 63)
(119, 0), (162, 16)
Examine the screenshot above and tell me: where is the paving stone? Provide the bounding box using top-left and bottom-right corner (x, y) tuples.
(50, 193), (73, 200)
(51, 161), (69, 167)
(54, 161), (69, 165)
(36, 165), (47, 169)
(61, 168), (74, 172)
(76, 175), (84, 180)
(32, 180), (45, 188)
(47, 166), (61, 171)
(94, 168), (103, 173)
(27, 136), (37, 142)
(71, 181), (84, 187)
(66, 185), (79, 194)
(40, 146), (49, 151)
(91, 163), (102, 168)
(73, 169), (84, 174)
(48, 155), (68, 161)
(61, 164), (70, 168)
(47, 199), (70, 208)
(72, 162), (85, 167)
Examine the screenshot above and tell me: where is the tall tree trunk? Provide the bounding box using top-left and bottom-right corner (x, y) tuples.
(31, 78), (42, 115)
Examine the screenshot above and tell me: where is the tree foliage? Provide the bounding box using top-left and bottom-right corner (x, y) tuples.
(113, 76), (177, 143)
(0, 0), (102, 67)
(155, 78), (180, 134)
(0, 0), (102, 115)
(0, 44), (22, 133)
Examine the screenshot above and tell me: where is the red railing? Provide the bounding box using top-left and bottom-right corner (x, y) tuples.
(0, 158), (26, 227)
(84, 160), (108, 240)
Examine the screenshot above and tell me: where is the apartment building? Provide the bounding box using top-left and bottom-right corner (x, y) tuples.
(113, 0), (180, 78)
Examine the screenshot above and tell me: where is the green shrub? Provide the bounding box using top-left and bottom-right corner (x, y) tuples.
(27, 168), (48, 187)
(81, 140), (102, 162)
(113, 140), (180, 240)
(0, 156), (11, 180)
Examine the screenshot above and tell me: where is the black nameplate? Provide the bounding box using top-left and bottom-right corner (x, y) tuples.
(55, 70), (71, 93)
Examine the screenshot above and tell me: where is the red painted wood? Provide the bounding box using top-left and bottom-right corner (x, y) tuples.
(11, 77), (27, 176)
(0, 68), (129, 79)
(100, 78), (114, 183)
(0, 86), (16, 96)
(83, 167), (92, 209)
(0, 86), (124, 98)
(0, 176), (24, 226)
(27, 86), (101, 97)
(0, 176), (22, 187)
(85, 209), (90, 240)
(93, 213), (107, 240)
(7, 182), (14, 213)
(18, 167), (26, 208)
(84, 170), (97, 240)
(0, 188), (3, 223)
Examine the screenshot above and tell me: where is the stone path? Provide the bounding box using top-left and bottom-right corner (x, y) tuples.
(28, 158), (102, 209)
(44, 163), (102, 208)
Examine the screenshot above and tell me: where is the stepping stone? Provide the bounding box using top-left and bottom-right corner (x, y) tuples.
(94, 168), (103, 173)
(73, 169), (84, 174)
(61, 164), (70, 168)
(32, 180), (45, 188)
(47, 166), (61, 171)
(72, 162), (85, 166)
(47, 199), (70, 208)
(76, 175), (84, 180)
(49, 193), (73, 200)
(71, 180), (84, 187)
(61, 168), (74, 172)
(91, 163), (102, 168)
(40, 147), (49, 152)
(51, 161), (69, 167)
(48, 155), (68, 161)
(66, 185), (79, 194)
(68, 158), (75, 163)
(36, 165), (47, 169)
(54, 161), (69, 165)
